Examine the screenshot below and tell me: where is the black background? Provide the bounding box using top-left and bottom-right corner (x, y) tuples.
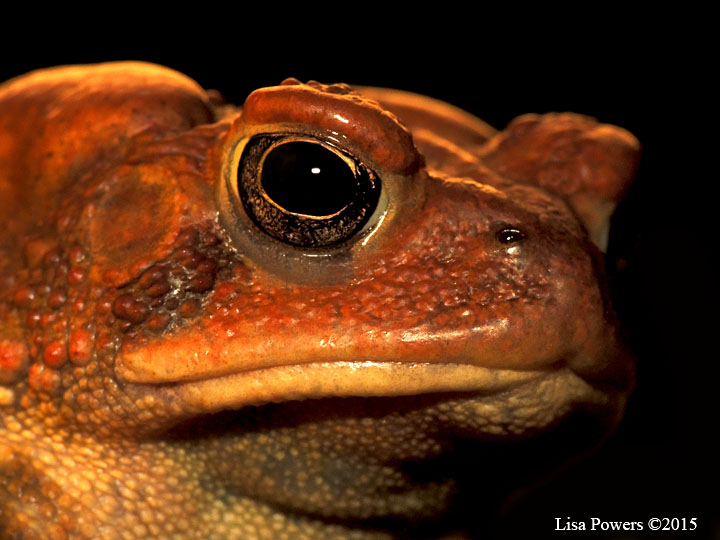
(1, 19), (713, 539)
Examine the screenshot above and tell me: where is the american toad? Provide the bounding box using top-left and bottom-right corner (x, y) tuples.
(0, 62), (639, 539)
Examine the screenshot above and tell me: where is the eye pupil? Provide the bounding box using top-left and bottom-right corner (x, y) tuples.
(236, 135), (381, 248)
(496, 227), (526, 244)
(261, 141), (355, 217)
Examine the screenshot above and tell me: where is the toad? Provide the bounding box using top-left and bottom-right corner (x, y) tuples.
(0, 62), (639, 539)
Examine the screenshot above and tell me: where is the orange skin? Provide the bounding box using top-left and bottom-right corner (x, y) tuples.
(0, 63), (638, 539)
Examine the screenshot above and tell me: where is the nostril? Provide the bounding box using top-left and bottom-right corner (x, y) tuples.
(496, 227), (526, 244)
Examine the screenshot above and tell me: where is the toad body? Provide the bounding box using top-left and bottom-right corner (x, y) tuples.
(0, 63), (639, 539)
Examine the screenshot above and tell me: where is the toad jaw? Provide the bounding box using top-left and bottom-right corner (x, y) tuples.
(114, 265), (631, 420)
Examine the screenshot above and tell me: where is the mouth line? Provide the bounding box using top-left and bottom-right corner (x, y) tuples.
(152, 360), (555, 412)
(115, 316), (571, 387)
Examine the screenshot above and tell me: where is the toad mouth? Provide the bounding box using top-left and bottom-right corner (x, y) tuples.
(115, 317), (629, 412)
(118, 357), (619, 416)
(164, 361), (552, 411)
(116, 316), (572, 387)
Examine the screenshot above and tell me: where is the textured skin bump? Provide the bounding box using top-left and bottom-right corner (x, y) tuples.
(0, 65), (639, 539)
(479, 113), (640, 249)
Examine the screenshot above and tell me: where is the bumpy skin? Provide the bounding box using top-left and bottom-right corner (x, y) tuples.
(0, 63), (639, 539)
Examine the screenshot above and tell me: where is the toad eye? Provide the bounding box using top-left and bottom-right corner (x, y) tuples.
(237, 135), (381, 247)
